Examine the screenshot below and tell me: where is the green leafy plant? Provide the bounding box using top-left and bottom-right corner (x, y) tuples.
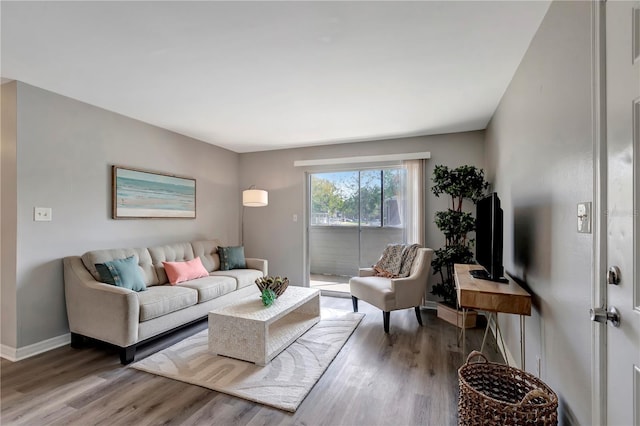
(430, 165), (489, 306)
(261, 288), (277, 306)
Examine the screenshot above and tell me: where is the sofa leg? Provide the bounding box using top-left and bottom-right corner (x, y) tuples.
(414, 306), (423, 326)
(352, 296), (359, 312)
(383, 311), (390, 333)
(70, 332), (84, 348)
(120, 345), (136, 365)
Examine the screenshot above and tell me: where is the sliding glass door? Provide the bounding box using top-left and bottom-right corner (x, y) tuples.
(308, 167), (407, 287)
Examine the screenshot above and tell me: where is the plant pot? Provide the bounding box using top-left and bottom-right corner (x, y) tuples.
(436, 302), (477, 329)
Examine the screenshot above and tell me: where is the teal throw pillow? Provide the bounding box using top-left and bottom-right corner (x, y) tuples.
(95, 256), (146, 292)
(218, 246), (246, 271)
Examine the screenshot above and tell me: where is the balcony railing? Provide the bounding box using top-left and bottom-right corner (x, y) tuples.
(309, 226), (404, 277)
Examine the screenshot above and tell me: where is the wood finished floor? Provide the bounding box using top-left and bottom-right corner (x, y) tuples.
(1, 296), (504, 426)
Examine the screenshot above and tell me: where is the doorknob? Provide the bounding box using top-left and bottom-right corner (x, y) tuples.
(590, 306), (621, 327)
(607, 266), (621, 285)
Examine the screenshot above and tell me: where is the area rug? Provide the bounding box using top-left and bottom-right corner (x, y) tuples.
(130, 308), (364, 412)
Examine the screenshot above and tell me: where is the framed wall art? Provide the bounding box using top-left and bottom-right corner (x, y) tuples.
(112, 166), (196, 219)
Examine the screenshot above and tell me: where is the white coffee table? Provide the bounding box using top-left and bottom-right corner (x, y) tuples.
(208, 286), (321, 366)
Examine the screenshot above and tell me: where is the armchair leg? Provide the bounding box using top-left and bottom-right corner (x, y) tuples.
(414, 306), (423, 326)
(383, 311), (390, 333)
(352, 296), (358, 312)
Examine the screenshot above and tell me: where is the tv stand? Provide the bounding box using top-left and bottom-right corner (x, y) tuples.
(454, 264), (531, 369)
(469, 269), (509, 283)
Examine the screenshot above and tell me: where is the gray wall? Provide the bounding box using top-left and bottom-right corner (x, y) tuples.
(3, 82), (241, 348)
(485, 1), (593, 424)
(2, 81), (485, 351)
(240, 131), (485, 290)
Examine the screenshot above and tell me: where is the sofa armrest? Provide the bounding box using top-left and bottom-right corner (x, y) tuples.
(245, 258), (268, 276)
(358, 268), (375, 277)
(63, 256), (140, 347)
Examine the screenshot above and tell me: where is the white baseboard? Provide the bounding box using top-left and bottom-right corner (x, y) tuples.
(0, 333), (70, 362)
(422, 300), (439, 310)
(0, 344), (17, 361)
(319, 289), (352, 298)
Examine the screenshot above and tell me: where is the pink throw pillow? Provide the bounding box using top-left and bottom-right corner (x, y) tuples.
(163, 257), (209, 285)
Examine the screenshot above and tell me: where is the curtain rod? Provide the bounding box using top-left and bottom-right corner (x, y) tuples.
(293, 152), (431, 167)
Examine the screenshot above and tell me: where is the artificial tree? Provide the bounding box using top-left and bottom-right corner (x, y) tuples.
(430, 165), (489, 307)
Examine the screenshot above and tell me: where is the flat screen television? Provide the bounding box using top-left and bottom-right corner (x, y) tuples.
(470, 192), (508, 283)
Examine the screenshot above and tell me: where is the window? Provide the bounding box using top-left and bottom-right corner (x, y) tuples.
(310, 168), (407, 228)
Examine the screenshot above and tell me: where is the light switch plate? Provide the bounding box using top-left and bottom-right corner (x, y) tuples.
(577, 202), (591, 233)
(34, 207), (52, 222)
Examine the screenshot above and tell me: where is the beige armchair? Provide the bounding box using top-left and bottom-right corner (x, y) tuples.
(349, 247), (434, 333)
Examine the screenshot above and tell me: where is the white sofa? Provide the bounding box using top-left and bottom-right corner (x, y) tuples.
(63, 239), (266, 364)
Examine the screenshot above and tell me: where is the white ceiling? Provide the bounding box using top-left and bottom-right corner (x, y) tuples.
(1, 1), (550, 153)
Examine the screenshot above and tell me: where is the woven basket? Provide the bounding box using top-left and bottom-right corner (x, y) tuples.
(255, 276), (289, 297)
(458, 351), (558, 426)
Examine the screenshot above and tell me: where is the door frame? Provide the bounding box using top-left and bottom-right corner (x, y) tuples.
(590, 1), (607, 424)
(303, 171), (310, 287)
(305, 167), (410, 284)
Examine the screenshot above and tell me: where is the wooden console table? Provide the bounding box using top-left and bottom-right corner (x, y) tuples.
(453, 264), (531, 368)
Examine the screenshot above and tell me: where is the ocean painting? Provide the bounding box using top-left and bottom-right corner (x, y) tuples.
(113, 167), (196, 219)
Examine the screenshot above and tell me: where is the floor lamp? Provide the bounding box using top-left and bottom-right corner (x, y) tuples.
(241, 186), (268, 245)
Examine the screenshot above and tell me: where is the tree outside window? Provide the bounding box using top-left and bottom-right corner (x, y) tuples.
(310, 168), (406, 227)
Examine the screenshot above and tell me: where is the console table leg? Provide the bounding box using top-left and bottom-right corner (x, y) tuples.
(520, 314), (525, 369)
(461, 308), (467, 357)
(457, 308), (464, 347)
(494, 313), (509, 366)
(480, 312), (493, 353)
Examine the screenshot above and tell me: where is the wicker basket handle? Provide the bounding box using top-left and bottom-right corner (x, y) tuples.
(519, 389), (552, 406)
(465, 350), (489, 365)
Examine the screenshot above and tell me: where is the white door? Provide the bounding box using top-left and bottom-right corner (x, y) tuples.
(604, 1), (640, 424)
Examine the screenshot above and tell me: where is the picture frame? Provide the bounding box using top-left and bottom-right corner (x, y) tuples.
(112, 166), (196, 219)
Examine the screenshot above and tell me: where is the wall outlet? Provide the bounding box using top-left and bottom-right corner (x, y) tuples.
(34, 207), (52, 222)
(293, 214), (298, 222)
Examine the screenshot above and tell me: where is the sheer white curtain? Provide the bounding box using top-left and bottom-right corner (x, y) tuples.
(403, 159), (427, 245)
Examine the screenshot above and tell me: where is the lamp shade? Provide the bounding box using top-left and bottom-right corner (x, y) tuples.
(243, 189), (268, 207)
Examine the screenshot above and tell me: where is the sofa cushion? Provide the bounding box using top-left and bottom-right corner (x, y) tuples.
(191, 240), (221, 272)
(163, 257), (209, 285)
(82, 248), (158, 286)
(95, 256), (146, 292)
(178, 275), (236, 303)
(218, 246), (246, 270)
(137, 285), (198, 322)
(149, 242), (196, 284)
(210, 269), (263, 290)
